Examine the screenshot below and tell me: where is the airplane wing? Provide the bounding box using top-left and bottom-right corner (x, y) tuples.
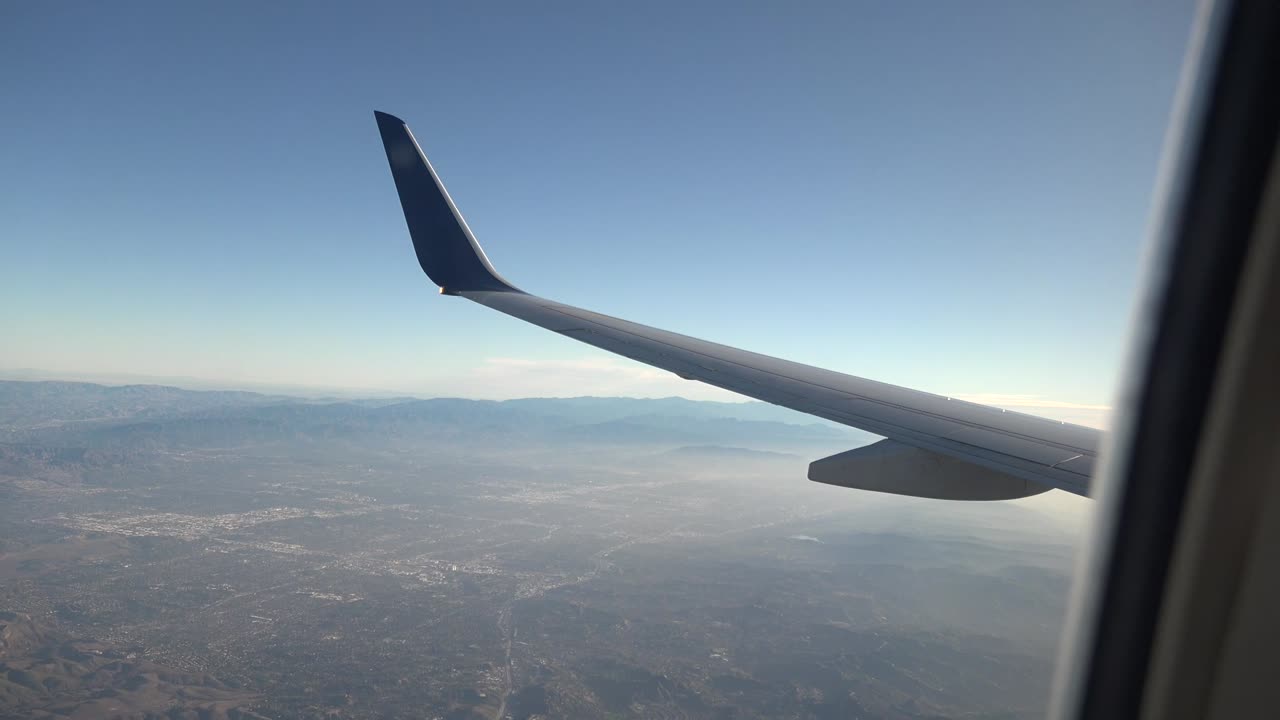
(375, 111), (1098, 500)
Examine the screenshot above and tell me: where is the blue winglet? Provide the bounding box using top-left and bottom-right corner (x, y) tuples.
(374, 111), (521, 294)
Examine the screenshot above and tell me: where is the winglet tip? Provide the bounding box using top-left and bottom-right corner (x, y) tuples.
(374, 111), (522, 295)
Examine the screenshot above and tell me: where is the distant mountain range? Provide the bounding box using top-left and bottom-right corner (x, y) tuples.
(0, 380), (870, 455)
(0, 380), (290, 430)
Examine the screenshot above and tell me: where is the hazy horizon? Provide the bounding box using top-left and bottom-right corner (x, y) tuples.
(1, 365), (1112, 429)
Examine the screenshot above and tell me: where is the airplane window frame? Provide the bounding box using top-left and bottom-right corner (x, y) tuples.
(1051, 0), (1280, 717)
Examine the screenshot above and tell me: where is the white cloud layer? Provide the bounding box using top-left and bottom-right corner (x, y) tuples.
(447, 359), (1112, 429)
(455, 356), (745, 401)
(952, 393), (1111, 429)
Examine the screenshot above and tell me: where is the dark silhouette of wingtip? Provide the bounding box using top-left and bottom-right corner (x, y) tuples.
(373, 112), (521, 294)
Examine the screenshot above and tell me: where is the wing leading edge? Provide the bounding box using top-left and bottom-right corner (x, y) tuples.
(375, 111), (1098, 499)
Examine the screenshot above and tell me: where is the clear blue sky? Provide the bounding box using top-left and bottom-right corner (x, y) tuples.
(1, 1), (1195, 424)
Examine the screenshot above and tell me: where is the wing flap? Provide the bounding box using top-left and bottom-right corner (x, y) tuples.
(809, 439), (1052, 501)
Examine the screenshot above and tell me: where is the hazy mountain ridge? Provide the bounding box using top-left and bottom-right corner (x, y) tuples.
(0, 380), (289, 431)
(1, 381), (865, 454)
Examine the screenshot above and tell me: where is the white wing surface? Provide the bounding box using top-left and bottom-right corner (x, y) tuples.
(375, 111), (1098, 499)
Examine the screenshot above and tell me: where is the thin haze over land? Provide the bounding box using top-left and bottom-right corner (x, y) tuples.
(1, 380), (1087, 718)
